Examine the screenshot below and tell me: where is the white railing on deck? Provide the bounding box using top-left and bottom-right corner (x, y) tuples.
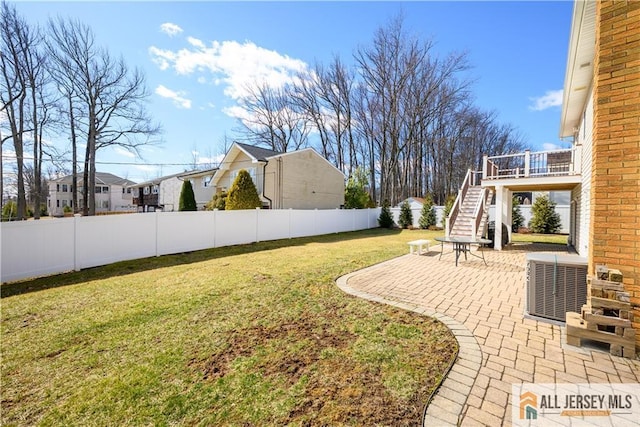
(482, 147), (581, 180)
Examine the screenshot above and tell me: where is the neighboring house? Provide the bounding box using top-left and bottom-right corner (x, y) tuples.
(47, 172), (137, 216)
(130, 172), (183, 212)
(210, 142), (345, 209)
(178, 168), (218, 210)
(396, 197), (425, 210)
(130, 168), (218, 212)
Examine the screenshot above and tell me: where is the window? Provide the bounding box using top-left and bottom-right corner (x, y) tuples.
(127, 188), (131, 194)
(103, 186), (109, 192)
(56, 200), (60, 208)
(56, 184), (60, 192)
(202, 176), (212, 188)
(62, 200), (68, 207)
(101, 200), (109, 209)
(62, 184), (68, 192)
(152, 185), (159, 194)
(229, 168), (256, 186)
(95, 186), (102, 194)
(143, 186), (150, 195)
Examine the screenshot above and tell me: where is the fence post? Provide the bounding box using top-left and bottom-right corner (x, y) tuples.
(524, 149), (531, 178)
(212, 208), (217, 248)
(74, 214), (81, 271)
(155, 210), (160, 257)
(288, 208), (292, 239)
(482, 155), (488, 179)
(256, 207), (260, 242)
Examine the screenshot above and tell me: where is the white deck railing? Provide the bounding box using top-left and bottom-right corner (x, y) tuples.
(482, 147), (581, 180)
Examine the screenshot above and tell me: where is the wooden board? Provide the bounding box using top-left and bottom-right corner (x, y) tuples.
(588, 277), (625, 291)
(583, 313), (632, 328)
(589, 297), (631, 310)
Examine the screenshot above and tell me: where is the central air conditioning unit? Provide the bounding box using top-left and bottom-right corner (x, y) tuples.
(526, 253), (587, 322)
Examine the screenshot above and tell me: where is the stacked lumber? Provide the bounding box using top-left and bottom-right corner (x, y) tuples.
(566, 266), (636, 358)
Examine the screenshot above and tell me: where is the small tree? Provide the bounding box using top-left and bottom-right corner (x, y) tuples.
(529, 195), (561, 234)
(205, 191), (227, 210)
(378, 200), (394, 229)
(418, 194), (436, 229)
(179, 180), (197, 211)
(344, 167), (371, 209)
(226, 169), (262, 210)
(441, 194), (456, 228)
(2, 200), (17, 221)
(512, 196), (525, 232)
(398, 200), (413, 229)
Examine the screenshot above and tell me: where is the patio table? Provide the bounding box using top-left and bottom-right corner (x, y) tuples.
(434, 236), (492, 267)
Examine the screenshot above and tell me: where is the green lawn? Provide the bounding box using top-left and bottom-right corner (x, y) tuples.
(1, 228), (456, 426)
(511, 232), (568, 245)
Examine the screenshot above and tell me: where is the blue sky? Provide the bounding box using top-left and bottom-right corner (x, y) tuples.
(15, 1), (574, 183)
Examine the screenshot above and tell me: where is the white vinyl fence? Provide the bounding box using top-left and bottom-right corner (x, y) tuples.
(1, 208), (381, 283)
(390, 205), (570, 233)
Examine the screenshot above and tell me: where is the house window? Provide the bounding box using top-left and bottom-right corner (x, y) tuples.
(56, 200), (60, 207)
(152, 185), (159, 194)
(95, 186), (102, 194)
(56, 184), (60, 192)
(103, 186), (109, 193)
(101, 200), (109, 209)
(62, 200), (68, 207)
(229, 168), (256, 185)
(143, 186), (150, 195)
(62, 184), (68, 192)
(202, 176), (212, 188)
(127, 188), (131, 194)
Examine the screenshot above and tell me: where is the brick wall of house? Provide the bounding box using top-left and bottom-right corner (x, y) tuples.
(591, 0), (640, 349)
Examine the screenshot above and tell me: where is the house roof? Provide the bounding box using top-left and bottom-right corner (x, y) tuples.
(52, 172), (137, 187)
(178, 167), (219, 179)
(211, 142), (344, 188)
(235, 142), (282, 161)
(560, 0), (596, 138)
(129, 171), (190, 188)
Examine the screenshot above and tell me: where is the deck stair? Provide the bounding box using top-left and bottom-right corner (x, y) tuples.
(446, 169), (492, 241)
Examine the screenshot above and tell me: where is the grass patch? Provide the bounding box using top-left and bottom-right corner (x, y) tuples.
(511, 233), (568, 245)
(1, 228), (456, 426)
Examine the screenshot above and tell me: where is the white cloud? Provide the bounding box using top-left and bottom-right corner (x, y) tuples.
(114, 146), (136, 158)
(148, 39), (309, 100)
(542, 142), (563, 151)
(160, 22), (183, 37)
(187, 37), (205, 49)
(529, 90), (563, 111)
(155, 84), (192, 109)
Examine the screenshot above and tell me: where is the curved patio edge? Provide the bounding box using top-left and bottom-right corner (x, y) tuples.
(336, 262), (483, 427)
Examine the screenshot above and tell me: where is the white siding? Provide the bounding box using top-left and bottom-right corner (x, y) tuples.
(159, 177), (182, 212)
(573, 91), (593, 257)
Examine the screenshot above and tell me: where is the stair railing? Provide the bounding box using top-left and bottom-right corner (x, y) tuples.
(445, 169), (472, 238)
(471, 188), (488, 240)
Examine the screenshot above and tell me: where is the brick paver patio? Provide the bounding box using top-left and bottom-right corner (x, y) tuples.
(336, 243), (640, 426)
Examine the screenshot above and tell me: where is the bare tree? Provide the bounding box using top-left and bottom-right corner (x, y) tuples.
(0, 1), (41, 220)
(235, 81), (309, 152)
(47, 17), (160, 215)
